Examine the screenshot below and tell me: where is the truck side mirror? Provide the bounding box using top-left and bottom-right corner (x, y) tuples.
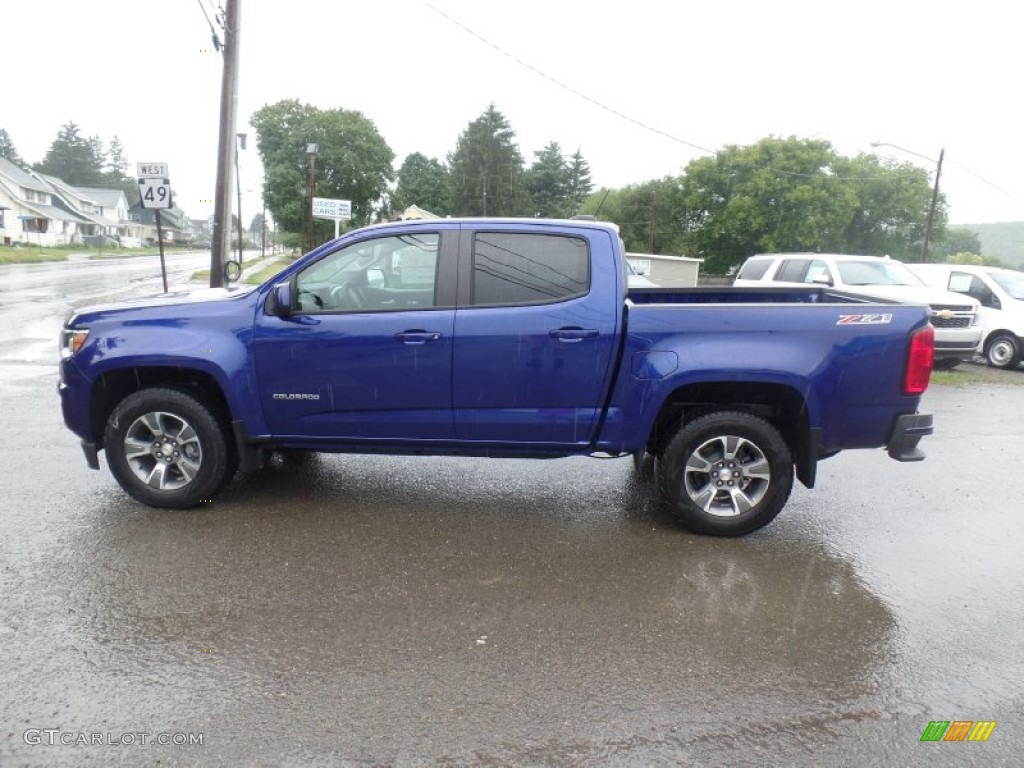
(270, 282), (293, 317)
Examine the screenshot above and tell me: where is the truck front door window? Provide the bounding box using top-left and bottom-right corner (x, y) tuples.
(296, 233), (440, 312)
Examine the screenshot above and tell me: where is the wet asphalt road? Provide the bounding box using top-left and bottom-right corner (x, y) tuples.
(2, 258), (1023, 766)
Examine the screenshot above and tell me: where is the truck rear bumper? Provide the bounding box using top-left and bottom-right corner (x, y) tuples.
(887, 413), (934, 461)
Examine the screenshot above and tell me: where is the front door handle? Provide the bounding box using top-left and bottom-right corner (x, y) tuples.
(394, 330), (442, 345)
(549, 328), (599, 343)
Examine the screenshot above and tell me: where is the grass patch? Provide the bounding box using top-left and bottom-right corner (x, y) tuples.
(931, 370), (985, 386)
(0, 247), (72, 264)
(190, 269), (211, 282)
(244, 260), (287, 285)
(0, 244), (198, 264)
(931, 367), (1024, 387)
(88, 247), (193, 259)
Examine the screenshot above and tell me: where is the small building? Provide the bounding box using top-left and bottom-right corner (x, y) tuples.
(626, 252), (704, 287)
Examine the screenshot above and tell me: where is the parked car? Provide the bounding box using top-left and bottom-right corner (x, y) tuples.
(907, 263), (1024, 369)
(733, 253), (982, 369)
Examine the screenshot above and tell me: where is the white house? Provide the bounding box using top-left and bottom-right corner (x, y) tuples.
(0, 156), (89, 246)
(76, 186), (143, 246)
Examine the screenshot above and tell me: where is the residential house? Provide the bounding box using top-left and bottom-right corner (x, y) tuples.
(128, 201), (190, 245)
(0, 156), (89, 246)
(77, 186), (144, 247)
(36, 174), (122, 243)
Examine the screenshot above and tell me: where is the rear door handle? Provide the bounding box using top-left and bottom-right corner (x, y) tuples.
(394, 330), (442, 345)
(549, 328), (599, 343)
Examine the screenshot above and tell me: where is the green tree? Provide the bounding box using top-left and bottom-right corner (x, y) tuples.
(564, 149), (594, 217)
(448, 104), (526, 216)
(932, 227), (982, 262)
(525, 141), (567, 217)
(392, 152), (451, 215)
(0, 128), (22, 164)
(836, 153), (941, 260)
(102, 135), (140, 206)
(675, 136), (942, 273)
(34, 122), (107, 185)
(251, 100), (394, 241)
(581, 177), (687, 254)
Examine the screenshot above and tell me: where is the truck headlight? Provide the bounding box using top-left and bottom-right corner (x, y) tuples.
(60, 328), (90, 359)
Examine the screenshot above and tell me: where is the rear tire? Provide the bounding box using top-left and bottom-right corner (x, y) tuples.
(104, 387), (234, 508)
(985, 334), (1021, 369)
(656, 411), (793, 536)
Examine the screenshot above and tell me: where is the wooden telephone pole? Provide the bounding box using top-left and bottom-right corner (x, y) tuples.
(209, 0), (240, 287)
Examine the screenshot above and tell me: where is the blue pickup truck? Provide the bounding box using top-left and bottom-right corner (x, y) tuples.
(59, 219), (935, 535)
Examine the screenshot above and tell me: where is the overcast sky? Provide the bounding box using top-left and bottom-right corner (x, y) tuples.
(5, 0), (1020, 228)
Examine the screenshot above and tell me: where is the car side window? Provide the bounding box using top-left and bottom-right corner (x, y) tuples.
(962, 274), (997, 308)
(736, 258), (773, 280)
(804, 260), (833, 284)
(470, 232), (589, 307)
(774, 259), (810, 283)
(294, 233), (440, 313)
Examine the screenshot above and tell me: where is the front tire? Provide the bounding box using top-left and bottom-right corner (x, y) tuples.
(104, 387), (234, 508)
(985, 334), (1021, 369)
(656, 411), (793, 536)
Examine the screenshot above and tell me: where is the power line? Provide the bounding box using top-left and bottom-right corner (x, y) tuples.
(420, 0), (715, 156)
(421, 2), (926, 187)
(196, 0), (223, 52)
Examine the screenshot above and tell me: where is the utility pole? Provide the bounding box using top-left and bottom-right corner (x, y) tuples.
(209, 0), (240, 288)
(922, 148), (945, 263)
(306, 143), (318, 252)
(235, 132), (245, 267)
(648, 193), (656, 253)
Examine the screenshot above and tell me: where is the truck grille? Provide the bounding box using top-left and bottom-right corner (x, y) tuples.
(929, 304), (974, 329)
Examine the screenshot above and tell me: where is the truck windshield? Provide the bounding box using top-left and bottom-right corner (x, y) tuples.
(837, 260), (924, 287)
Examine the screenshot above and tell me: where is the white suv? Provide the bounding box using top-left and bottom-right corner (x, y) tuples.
(906, 263), (1024, 369)
(734, 253), (982, 368)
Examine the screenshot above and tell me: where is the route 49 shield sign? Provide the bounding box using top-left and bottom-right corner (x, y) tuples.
(138, 177), (173, 209)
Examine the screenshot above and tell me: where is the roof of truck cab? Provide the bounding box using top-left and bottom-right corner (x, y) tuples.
(354, 217), (621, 234)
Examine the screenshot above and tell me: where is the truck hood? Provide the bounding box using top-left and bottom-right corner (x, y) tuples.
(68, 285), (258, 325)
(847, 284), (977, 307)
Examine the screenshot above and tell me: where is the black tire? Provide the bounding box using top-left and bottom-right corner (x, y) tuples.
(104, 387), (234, 508)
(656, 411), (793, 536)
(632, 450), (655, 480)
(985, 333), (1021, 370)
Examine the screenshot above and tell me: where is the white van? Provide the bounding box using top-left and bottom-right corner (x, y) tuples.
(906, 264), (1024, 369)
(733, 253), (983, 368)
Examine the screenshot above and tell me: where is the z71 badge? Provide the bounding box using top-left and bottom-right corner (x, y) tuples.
(836, 313), (893, 325)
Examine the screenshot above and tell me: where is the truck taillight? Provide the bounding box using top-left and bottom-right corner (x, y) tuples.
(904, 325), (934, 395)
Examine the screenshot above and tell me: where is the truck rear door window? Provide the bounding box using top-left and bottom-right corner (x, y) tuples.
(471, 232), (589, 306)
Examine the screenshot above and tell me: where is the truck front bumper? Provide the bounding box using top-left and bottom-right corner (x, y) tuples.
(887, 413), (934, 461)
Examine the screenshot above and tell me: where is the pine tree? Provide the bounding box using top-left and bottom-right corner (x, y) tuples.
(448, 104), (526, 216)
(564, 149), (594, 217)
(0, 128), (22, 164)
(34, 122), (106, 185)
(525, 141), (568, 218)
(106, 136), (129, 177)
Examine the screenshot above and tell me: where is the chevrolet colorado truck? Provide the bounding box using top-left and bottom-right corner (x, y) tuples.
(59, 219), (935, 536)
